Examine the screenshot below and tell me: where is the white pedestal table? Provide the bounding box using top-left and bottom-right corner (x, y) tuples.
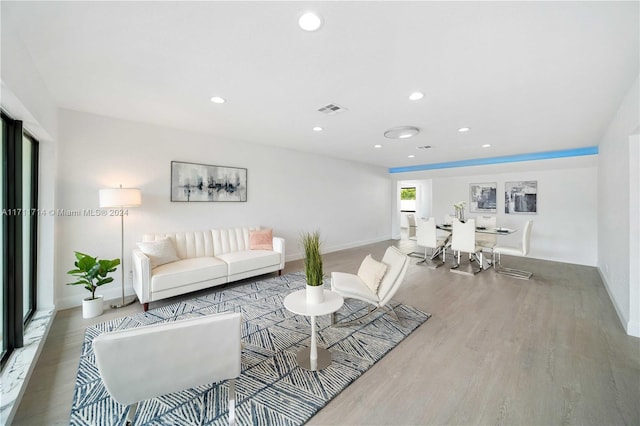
(283, 289), (344, 371)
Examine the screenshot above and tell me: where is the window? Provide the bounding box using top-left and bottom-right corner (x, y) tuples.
(400, 186), (416, 212)
(1, 112), (39, 369)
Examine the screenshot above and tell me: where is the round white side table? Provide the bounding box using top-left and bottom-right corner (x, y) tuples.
(283, 289), (344, 371)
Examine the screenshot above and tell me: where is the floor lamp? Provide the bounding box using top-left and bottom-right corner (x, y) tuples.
(99, 184), (142, 309)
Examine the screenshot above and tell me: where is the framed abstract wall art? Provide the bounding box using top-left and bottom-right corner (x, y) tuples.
(171, 161), (247, 202)
(505, 181), (537, 214)
(469, 182), (497, 213)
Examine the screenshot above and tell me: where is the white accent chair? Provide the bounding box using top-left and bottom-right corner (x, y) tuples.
(331, 246), (410, 326)
(416, 217), (447, 267)
(93, 313), (242, 426)
(493, 220), (534, 279)
(450, 218), (484, 274)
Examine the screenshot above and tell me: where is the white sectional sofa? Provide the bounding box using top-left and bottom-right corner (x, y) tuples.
(132, 227), (285, 311)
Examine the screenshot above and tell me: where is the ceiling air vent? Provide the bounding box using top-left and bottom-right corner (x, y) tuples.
(317, 103), (348, 115)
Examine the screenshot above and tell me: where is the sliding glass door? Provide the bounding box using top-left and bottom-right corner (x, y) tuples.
(1, 113), (39, 369)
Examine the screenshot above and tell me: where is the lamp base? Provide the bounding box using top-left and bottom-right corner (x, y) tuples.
(110, 296), (138, 309)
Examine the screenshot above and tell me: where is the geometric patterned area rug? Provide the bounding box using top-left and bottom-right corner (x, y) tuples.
(70, 271), (430, 425)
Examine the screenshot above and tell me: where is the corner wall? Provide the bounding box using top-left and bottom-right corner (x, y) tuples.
(55, 109), (392, 309)
(598, 75), (640, 337)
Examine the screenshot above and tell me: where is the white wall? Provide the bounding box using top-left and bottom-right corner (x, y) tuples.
(392, 156), (598, 266)
(55, 109), (392, 309)
(1, 13), (58, 309)
(598, 75), (640, 337)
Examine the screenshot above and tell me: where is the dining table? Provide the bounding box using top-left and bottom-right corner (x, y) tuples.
(431, 223), (517, 264)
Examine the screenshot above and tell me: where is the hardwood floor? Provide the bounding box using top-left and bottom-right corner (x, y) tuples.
(12, 238), (640, 425)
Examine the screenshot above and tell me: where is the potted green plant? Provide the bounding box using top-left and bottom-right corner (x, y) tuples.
(301, 231), (324, 304)
(67, 251), (120, 318)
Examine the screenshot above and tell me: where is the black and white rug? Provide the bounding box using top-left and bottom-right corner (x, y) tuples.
(70, 271), (430, 425)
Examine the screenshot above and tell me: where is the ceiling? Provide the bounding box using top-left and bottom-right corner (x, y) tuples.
(2, 1), (638, 169)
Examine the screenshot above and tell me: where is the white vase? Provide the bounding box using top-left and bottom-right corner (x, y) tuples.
(306, 284), (324, 304)
(82, 295), (104, 319)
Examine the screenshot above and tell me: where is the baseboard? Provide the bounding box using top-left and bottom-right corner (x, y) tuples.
(597, 266), (637, 337)
(284, 235), (393, 262)
(627, 320), (640, 338)
(56, 287), (137, 310)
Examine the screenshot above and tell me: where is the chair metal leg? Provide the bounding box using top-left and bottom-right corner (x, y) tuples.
(332, 302), (404, 327)
(125, 402), (138, 426)
(229, 379), (236, 426)
(493, 253), (533, 279)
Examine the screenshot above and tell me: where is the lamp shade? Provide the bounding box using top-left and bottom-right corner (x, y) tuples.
(99, 187), (142, 208)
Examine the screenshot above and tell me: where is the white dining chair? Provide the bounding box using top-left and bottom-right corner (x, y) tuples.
(493, 220), (534, 279)
(475, 215), (497, 253)
(416, 217), (446, 267)
(406, 213), (417, 240)
(450, 218), (484, 274)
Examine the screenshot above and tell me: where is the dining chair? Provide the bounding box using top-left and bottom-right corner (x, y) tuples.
(492, 220), (533, 279)
(475, 215), (497, 253)
(416, 217), (446, 267)
(450, 218), (484, 274)
(406, 213), (417, 240)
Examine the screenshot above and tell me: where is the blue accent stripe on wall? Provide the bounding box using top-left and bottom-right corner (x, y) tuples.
(388, 146), (598, 174)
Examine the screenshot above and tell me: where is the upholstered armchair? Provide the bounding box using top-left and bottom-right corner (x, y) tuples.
(93, 313), (242, 426)
(330, 246), (410, 326)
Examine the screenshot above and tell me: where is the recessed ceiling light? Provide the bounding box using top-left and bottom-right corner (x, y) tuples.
(482, 144), (491, 148)
(298, 12), (322, 31)
(210, 96), (225, 104)
(408, 154), (416, 158)
(409, 92), (424, 101)
(374, 144), (382, 149)
(313, 126), (323, 132)
(458, 127), (470, 132)
(384, 126), (420, 139)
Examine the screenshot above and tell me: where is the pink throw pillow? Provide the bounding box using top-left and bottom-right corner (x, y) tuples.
(250, 229), (273, 250)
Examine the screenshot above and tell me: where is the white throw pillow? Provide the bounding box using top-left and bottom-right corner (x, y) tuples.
(357, 254), (387, 293)
(137, 238), (179, 268)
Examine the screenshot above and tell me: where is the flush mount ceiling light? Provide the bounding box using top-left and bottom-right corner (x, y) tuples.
(408, 154), (416, 158)
(482, 144), (492, 148)
(210, 96), (225, 104)
(409, 92), (424, 101)
(313, 126), (323, 132)
(374, 144), (382, 149)
(384, 126), (420, 139)
(298, 12), (323, 31)
(458, 127), (470, 132)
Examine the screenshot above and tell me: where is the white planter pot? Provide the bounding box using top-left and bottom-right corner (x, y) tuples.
(306, 284), (324, 304)
(82, 295), (104, 319)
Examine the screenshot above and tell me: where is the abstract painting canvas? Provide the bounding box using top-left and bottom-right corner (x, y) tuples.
(505, 181), (537, 214)
(171, 161), (247, 202)
(469, 182), (497, 212)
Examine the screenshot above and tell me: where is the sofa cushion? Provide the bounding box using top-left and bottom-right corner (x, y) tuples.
(137, 238), (180, 268)
(249, 228), (273, 250)
(216, 250), (281, 275)
(151, 257), (228, 293)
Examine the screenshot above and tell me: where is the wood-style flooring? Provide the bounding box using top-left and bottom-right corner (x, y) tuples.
(12, 238), (640, 425)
